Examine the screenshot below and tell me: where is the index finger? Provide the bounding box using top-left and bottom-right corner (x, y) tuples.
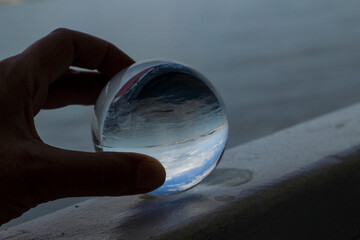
(21, 28), (134, 84)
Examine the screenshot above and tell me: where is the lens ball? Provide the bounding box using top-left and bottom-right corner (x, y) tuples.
(92, 60), (228, 195)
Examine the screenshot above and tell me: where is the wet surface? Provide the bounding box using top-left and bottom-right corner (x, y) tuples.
(110, 194), (214, 239)
(202, 168), (253, 187)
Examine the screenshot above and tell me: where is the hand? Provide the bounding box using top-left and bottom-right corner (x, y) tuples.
(0, 28), (165, 226)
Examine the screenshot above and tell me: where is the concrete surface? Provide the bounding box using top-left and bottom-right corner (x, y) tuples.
(1, 103), (360, 239)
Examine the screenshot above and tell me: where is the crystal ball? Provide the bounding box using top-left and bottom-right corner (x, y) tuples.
(91, 59), (228, 195)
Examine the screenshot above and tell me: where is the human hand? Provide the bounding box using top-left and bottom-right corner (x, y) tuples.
(0, 28), (165, 226)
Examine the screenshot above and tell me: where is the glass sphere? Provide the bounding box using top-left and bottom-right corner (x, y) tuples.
(92, 59), (228, 195)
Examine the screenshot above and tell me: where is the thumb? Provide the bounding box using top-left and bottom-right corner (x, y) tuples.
(33, 144), (166, 201)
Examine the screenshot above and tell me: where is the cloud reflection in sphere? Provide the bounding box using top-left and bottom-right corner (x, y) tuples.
(92, 60), (228, 195)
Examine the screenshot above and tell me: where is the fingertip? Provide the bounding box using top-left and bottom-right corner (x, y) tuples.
(134, 155), (166, 193)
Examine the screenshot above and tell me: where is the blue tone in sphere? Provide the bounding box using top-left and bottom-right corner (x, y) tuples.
(92, 60), (228, 195)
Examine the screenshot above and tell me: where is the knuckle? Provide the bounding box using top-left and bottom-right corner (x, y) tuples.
(51, 27), (72, 36)
(49, 28), (74, 46)
(0, 55), (23, 81)
(0, 54), (33, 101)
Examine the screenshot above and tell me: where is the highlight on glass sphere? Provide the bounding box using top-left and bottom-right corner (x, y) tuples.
(92, 59), (228, 195)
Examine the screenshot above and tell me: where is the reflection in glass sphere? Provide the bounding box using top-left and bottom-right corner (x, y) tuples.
(92, 60), (228, 195)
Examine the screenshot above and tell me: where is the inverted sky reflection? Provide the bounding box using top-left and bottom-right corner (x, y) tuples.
(95, 60), (228, 195)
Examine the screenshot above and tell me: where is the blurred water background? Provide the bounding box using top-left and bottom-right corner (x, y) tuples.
(1, 0), (360, 228)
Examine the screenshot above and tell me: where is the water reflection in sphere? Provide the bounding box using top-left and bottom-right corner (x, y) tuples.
(92, 60), (228, 195)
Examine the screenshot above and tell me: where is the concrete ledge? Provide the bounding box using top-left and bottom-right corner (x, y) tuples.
(1, 103), (360, 239)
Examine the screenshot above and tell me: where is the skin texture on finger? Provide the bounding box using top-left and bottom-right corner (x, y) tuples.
(0, 57), (38, 140)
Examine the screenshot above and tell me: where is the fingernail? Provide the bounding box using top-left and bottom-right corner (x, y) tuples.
(136, 158), (166, 191)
